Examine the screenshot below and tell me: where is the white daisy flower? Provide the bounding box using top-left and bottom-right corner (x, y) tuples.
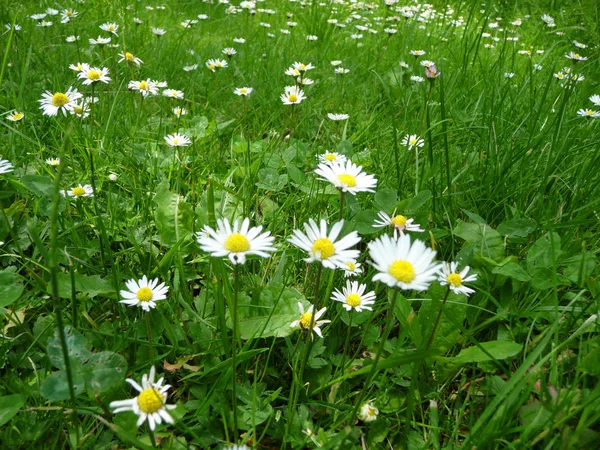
(285, 67), (301, 77)
(6, 111), (24, 122)
(89, 36), (111, 45)
(318, 151), (347, 165)
(331, 281), (376, 312)
(0, 158), (14, 174)
(128, 79), (159, 97)
(290, 302), (330, 339)
(162, 89), (184, 99)
(577, 109), (600, 118)
(359, 402), (379, 422)
(109, 366), (176, 430)
(65, 35), (79, 42)
(63, 184), (93, 198)
(437, 262), (477, 296)
(119, 275), (169, 311)
(173, 107), (187, 117)
(197, 217), (276, 265)
(118, 51), (143, 67)
(39, 87), (83, 116)
(152, 27), (167, 36)
(46, 158), (60, 166)
(234, 87), (253, 96)
(280, 85), (306, 105)
(206, 58), (228, 72)
(100, 22), (119, 36)
(368, 234), (440, 291)
(222, 47), (237, 56)
(334, 67), (350, 75)
(78, 66), (111, 85)
(314, 160), (377, 195)
(164, 133), (191, 147)
(183, 64), (198, 72)
(327, 113), (349, 121)
(288, 219), (361, 269)
(292, 62), (315, 72)
(69, 62), (90, 72)
(590, 95), (600, 106)
(401, 134), (424, 149)
(373, 210), (424, 236)
(342, 260), (362, 278)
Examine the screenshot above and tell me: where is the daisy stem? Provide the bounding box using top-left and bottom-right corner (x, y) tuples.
(426, 285), (451, 351)
(339, 190), (345, 221)
(145, 312), (154, 361)
(231, 264), (240, 441)
(148, 427), (157, 448)
(339, 309), (353, 376)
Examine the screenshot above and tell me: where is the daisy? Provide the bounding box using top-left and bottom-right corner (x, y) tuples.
(334, 67), (350, 75)
(292, 62), (315, 72)
(152, 27), (167, 36)
(173, 107), (187, 117)
(280, 86), (306, 105)
(39, 87), (82, 116)
(589, 95), (600, 106)
(234, 87), (253, 96)
(411, 76), (425, 83)
(314, 160), (377, 195)
(0, 158), (14, 174)
(38, 21), (53, 27)
(162, 89), (184, 99)
(290, 302), (330, 339)
(327, 113), (349, 121)
(63, 184), (93, 198)
(330, 60), (342, 66)
(318, 151), (347, 165)
(6, 111), (24, 122)
(284, 67), (301, 77)
(119, 51), (143, 67)
(437, 262), (477, 296)
(297, 77), (314, 86)
(164, 133), (191, 147)
(70, 98), (94, 119)
(109, 366), (176, 430)
(183, 64), (198, 72)
(89, 36), (111, 45)
(331, 281), (376, 312)
(69, 62), (90, 72)
(288, 219), (360, 269)
(61, 9), (78, 23)
(409, 49), (426, 57)
(128, 79), (159, 97)
(343, 260), (362, 278)
(206, 58), (228, 72)
(565, 52), (587, 61)
(222, 47), (237, 56)
(233, 37), (246, 43)
(374, 211), (424, 236)
(401, 134), (424, 149)
(359, 402), (379, 422)
(197, 217), (276, 265)
(78, 66), (111, 85)
(577, 109), (600, 118)
(100, 22), (119, 36)
(65, 35), (79, 43)
(119, 275), (169, 311)
(368, 234), (440, 291)
(46, 158), (60, 166)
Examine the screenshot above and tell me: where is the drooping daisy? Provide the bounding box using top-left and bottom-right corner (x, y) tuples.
(89, 36), (111, 45)
(39, 87), (83, 116)
(63, 184), (93, 198)
(100, 22), (119, 36)
(234, 87), (253, 96)
(197, 217), (276, 265)
(318, 151), (347, 165)
(280, 86), (306, 105)
(164, 133), (191, 147)
(577, 109), (600, 118)
(0, 158), (14, 174)
(128, 79), (159, 97)
(401, 134), (424, 150)
(368, 234), (440, 291)
(290, 302), (330, 339)
(118, 51), (143, 67)
(314, 160), (377, 195)
(331, 281), (376, 312)
(109, 366), (176, 430)
(152, 27), (167, 36)
(288, 219), (360, 269)
(437, 262), (477, 296)
(162, 89), (184, 99)
(373, 211), (424, 236)
(327, 113), (349, 121)
(358, 402), (379, 422)
(343, 260), (363, 278)
(78, 66), (111, 85)
(6, 111), (24, 122)
(173, 107), (187, 117)
(119, 275), (169, 311)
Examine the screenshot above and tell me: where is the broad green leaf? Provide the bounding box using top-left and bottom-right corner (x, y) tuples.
(51, 272), (115, 299)
(39, 361), (87, 401)
(405, 190), (431, 214)
(454, 220), (504, 261)
(46, 326), (91, 370)
(497, 218), (537, 238)
(353, 209), (379, 235)
(530, 268), (570, 290)
(336, 139), (352, 155)
(492, 262), (531, 282)
(579, 347), (600, 376)
(84, 352), (127, 394)
(178, 116), (209, 140)
(0, 394), (26, 426)
(255, 168), (287, 191)
(153, 181), (195, 248)
(451, 340), (523, 364)
(0, 267), (24, 307)
(20, 175), (54, 197)
(526, 232), (562, 271)
(374, 188), (397, 211)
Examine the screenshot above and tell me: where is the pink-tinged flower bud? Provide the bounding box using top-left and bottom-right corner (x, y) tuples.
(425, 64), (441, 79)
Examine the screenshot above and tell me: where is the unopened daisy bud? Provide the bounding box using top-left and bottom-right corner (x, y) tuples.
(358, 402), (379, 422)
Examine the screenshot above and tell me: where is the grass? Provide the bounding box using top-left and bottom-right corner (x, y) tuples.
(0, 0), (599, 448)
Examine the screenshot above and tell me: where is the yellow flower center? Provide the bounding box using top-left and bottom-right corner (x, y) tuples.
(312, 238), (335, 260)
(325, 153), (336, 161)
(73, 106), (83, 115)
(52, 93), (69, 107)
(208, 64), (215, 70)
(125, 52), (134, 60)
(224, 233), (250, 252)
(288, 94), (297, 102)
(12, 113), (24, 120)
(389, 260), (415, 283)
(447, 273), (462, 287)
(66, 11), (73, 16)
(71, 187), (86, 196)
(137, 388), (163, 413)
(346, 293), (362, 307)
(139, 81), (148, 91)
(391, 215), (407, 227)
(137, 287), (153, 302)
(172, 138), (179, 145)
(338, 174), (357, 187)
(108, 25), (115, 31)
(300, 312), (313, 328)
(346, 262), (356, 271)
(87, 70), (100, 81)
(239, 89), (247, 94)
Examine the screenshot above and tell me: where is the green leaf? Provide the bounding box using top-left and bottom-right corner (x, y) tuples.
(255, 168), (287, 191)
(353, 210), (379, 235)
(0, 267), (24, 308)
(40, 361), (87, 401)
(579, 347), (600, 376)
(20, 175), (54, 197)
(178, 116), (209, 140)
(374, 188), (397, 211)
(497, 218), (537, 238)
(46, 326), (91, 370)
(454, 220), (504, 261)
(0, 394), (26, 426)
(451, 340), (523, 364)
(336, 139), (352, 155)
(153, 181), (195, 248)
(84, 352), (127, 394)
(526, 232), (562, 271)
(492, 262), (531, 282)
(51, 272), (115, 299)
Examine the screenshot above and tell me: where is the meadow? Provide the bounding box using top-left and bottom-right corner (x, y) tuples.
(0, 0), (599, 448)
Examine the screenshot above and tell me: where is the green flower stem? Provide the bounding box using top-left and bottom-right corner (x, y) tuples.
(339, 309), (354, 376)
(339, 189), (345, 221)
(145, 312), (154, 362)
(425, 285), (451, 351)
(231, 264), (240, 442)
